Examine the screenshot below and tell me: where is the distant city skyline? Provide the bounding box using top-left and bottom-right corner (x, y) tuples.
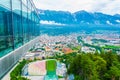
(33, 0), (120, 15)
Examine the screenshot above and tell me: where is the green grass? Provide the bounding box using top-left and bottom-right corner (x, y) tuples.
(46, 59), (57, 72)
(103, 45), (120, 49)
(10, 59), (29, 80)
(72, 46), (81, 51)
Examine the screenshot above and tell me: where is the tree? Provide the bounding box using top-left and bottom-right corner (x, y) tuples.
(80, 54), (99, 80)
(68, 54), (100, 80)
(105, 66), (120, 80)
(101, 48), (105, 54)
(93, 56), (106, 79)
(65, 51), (120, 80)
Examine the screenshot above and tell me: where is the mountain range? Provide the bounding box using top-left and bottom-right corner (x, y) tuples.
(38, 9), (120, 25)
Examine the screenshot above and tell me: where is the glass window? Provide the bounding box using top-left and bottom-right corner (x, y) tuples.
(0, 0), (10, 9)
(28, 1), (33, 40)
(22, 0), (27, 6)
(0, 0), (40, 57)
(12, 0), (23, 48)
(22, 4), (29, 43)
(0, 0), (13, 57)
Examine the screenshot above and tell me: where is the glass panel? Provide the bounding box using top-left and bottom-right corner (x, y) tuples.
(22, 0), (27, 6)
(0, 0), (11, 9)
(0, 0), (13, 57)
(22, 4), (29, 43)
(12, 0), (23, 48)
(0, 0), (39, 57)
(28, 9), (32, 40)
(31, 6), (35, 38)
(28, 1), (33, 40)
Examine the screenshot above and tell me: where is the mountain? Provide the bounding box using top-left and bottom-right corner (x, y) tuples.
(38, 9), (120, 25)
(114, 14), (120, 19)
(38, 9), (75, 24)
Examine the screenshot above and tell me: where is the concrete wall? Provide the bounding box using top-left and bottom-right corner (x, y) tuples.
(0, 37), (40, 79)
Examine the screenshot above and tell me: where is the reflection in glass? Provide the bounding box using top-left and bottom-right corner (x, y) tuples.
(0, 0), (13, 57)
(0, 0), (40, 57)
(12, 0), (23, 48)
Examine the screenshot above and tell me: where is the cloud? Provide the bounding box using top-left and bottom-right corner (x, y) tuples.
(34, 0), (120, 15)
(40, 20), (65, 25)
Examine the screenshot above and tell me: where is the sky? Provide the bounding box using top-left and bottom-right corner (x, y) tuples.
(33, 0), (120, 15)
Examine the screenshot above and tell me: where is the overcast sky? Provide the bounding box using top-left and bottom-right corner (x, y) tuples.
(33, 0), (120, 15)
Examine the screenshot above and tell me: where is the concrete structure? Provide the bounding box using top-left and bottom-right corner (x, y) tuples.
(0, 37), (40, 79)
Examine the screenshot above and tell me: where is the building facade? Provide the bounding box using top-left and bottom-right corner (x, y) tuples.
(0, 0), (40, 78)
